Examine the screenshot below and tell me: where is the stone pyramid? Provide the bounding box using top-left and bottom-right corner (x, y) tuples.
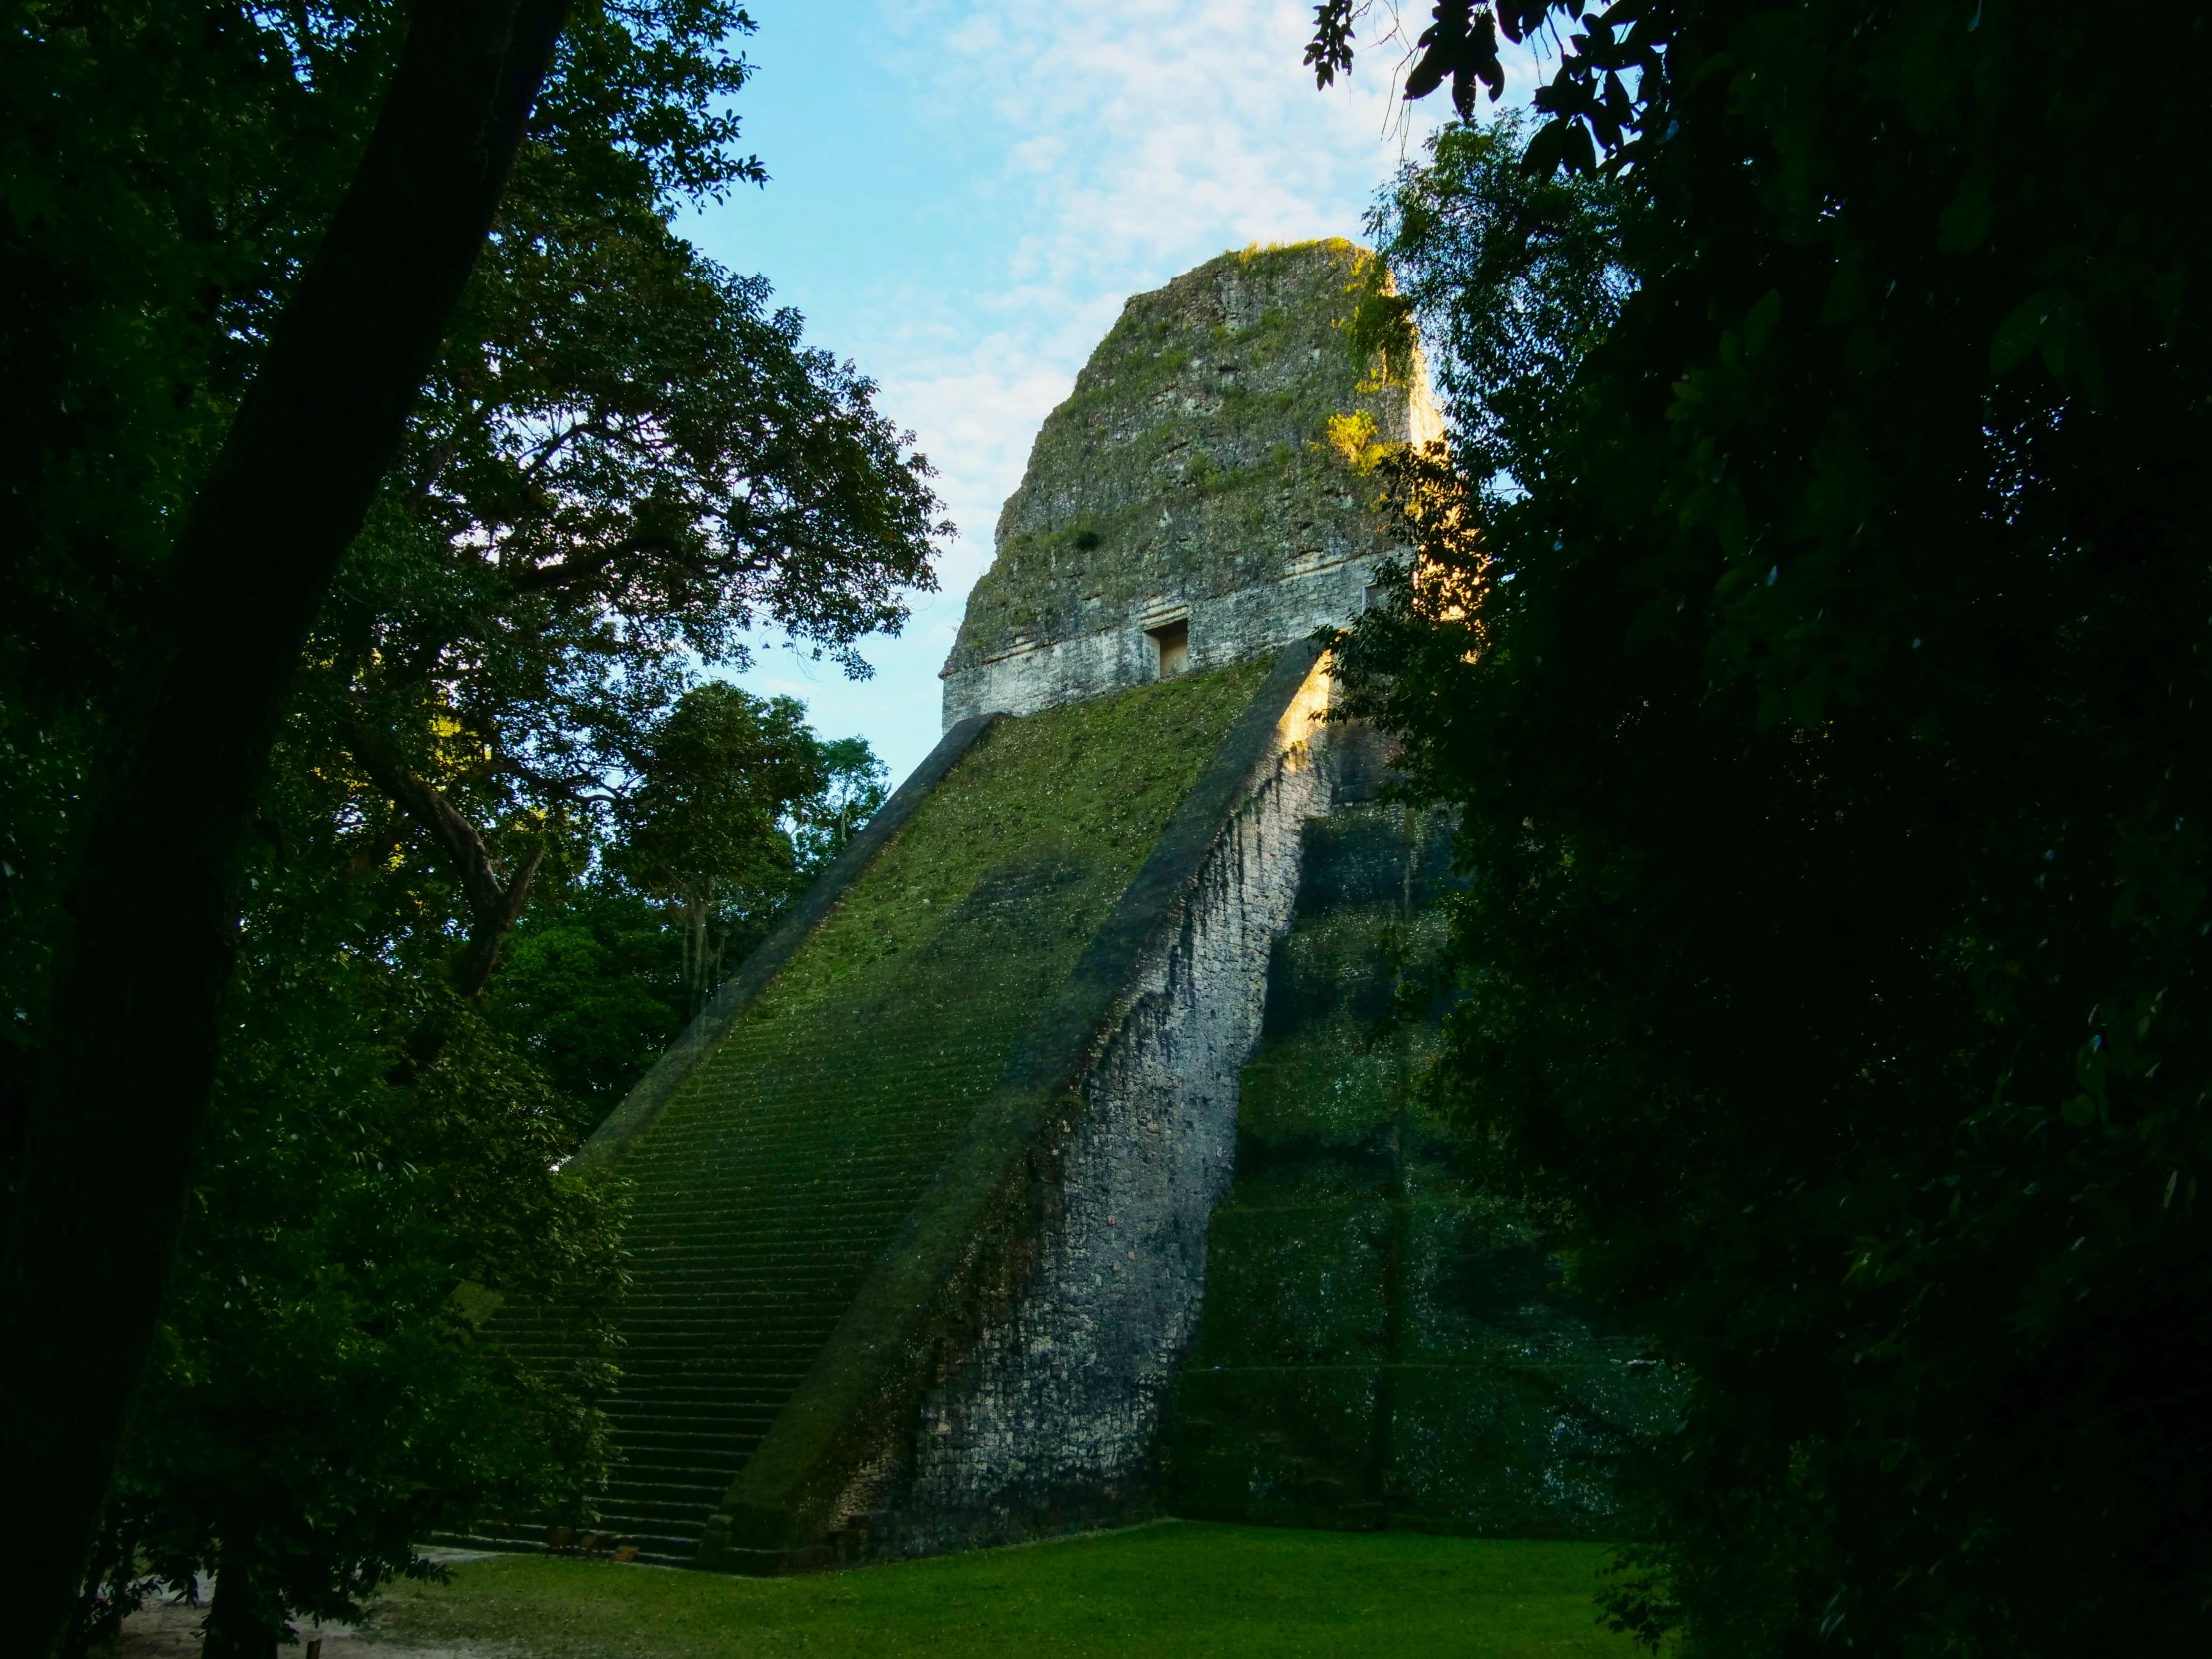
(487, 241), (1668, 1573)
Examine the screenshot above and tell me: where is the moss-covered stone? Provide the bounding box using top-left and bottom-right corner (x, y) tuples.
(589, 661), (1269, 1558)
(941, 242), (1436, 726)
(1163, 799), (1679, 1539)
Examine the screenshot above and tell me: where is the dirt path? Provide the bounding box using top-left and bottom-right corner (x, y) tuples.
(115, 1550), (509, 1659)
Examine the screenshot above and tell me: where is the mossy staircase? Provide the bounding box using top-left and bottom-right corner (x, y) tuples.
(486, 656), (1289, 1566)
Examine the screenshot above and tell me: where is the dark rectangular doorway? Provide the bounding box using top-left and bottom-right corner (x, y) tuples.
(1148, 618), (1189, 678)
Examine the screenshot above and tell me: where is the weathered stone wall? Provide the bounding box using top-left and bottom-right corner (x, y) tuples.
(942, 240), (1439, 728)
(1160, 779), (1682, 1537)
(867, 661), (1337, 1552)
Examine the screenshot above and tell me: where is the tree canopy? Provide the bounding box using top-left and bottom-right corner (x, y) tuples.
(1323, 1), (2212, 1650)
(2, 5), (941, 1654)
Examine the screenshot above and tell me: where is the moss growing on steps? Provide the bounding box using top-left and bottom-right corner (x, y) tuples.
(593, 659), (1271, 1559)
(748, 658), (1270, 1010)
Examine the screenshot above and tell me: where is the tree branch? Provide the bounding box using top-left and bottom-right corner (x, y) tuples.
(348, 714), (543, 996)
(342, 816), (407, 879)
(503, 518), (709, 594)
(457, 840), (546, 998)
(514, 409), (607, 477)
(507, 540), (628, 593)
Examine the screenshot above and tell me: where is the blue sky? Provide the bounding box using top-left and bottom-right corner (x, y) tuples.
(685, 1), (1545, 786)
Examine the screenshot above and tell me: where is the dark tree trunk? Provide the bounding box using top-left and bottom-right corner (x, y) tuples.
(0, 5), (570, 1654)
(201, 1560), (281, 1659)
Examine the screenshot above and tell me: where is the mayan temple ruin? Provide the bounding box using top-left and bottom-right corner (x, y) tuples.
(485, 240), (1671, 1572)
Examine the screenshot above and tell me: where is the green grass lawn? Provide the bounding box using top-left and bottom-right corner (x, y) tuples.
(373, 1523), (1642, 1658)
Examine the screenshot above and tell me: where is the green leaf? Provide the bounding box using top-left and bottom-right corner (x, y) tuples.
(1743, 288), (1783, 358)
(1990, 287), (2057, 375)
(1938, 167), (1996, 253)
(1524, 117), (1572, 179)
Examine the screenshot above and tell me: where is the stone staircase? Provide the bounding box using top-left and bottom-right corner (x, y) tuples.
(468, 666), (1267, 1565)
(581, 1037), (986, 1560)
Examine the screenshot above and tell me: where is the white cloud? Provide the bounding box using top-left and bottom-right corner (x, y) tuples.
(867, 0), (1446, 572)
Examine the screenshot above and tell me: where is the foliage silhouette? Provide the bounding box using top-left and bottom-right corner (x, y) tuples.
(1, 4), (935, 1655)
(1320, 2), (2212, 1650)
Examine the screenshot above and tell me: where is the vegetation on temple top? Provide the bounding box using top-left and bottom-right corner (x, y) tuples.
(950, 241), (1405, 670)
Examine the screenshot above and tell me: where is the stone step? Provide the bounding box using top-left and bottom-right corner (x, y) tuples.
(609, 1363), (815, 1381)
(616, 1450), (758, 1480)
(607, 1423), (780, 1443)
(607, 1395), (796, 1421)
(607, 1361), (815, 1382)
(614, 1283), (867, 1305)
(608, 1428), (777, 1452)
(613, 1317), (841, 1337)
(595, 1497), (723, 1531)
(440, 1525), (703, 1564)
(608, 1304), (859, 1324)
(600, 1477), (727, 1509)
(621, 1212), (918, 1238)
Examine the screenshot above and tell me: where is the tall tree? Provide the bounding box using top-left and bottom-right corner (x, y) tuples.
(325, 163), (941, 998)
(795, 736), (892, 872)
(4, 5), (941, 1648)
(617, 685), (828, 1017)
(0, 5), (572, 1651)
(69, 683), (884, 1659)
(1318, 1), (2212, 1650)
(76, 962), (625, 1659)
(489, 723), (893, 1118)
